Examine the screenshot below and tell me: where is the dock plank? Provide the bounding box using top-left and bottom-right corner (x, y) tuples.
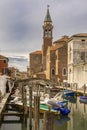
(0, 93), (10, 114)
(2, 112), (23, 116)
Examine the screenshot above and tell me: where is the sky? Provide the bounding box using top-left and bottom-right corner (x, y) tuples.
(0, 0), (87, 71)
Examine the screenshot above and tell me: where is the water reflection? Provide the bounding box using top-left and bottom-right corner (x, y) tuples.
(0, 97), (87, 130)
(54, 115), (70, 126)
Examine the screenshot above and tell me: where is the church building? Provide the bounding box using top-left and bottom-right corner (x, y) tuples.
(29, 6), (69, 83)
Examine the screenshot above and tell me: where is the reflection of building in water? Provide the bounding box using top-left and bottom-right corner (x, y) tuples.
(67, 97), (87, 130)
(68, 33), (87, 88)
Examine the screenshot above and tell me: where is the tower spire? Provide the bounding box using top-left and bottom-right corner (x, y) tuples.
(44, 5), (52, 22)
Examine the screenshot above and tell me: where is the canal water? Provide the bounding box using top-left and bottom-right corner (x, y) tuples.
(0, 97), (87, 130)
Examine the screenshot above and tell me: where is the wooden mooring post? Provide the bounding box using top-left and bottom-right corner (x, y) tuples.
(29, 84), (32, 130)
(43, 111), (54, 130)
(22, 83), (25, 117)
(83, 84), (86, 96)
(75, 83), (78, 95)
(0, 114), (1, 126)
(22, 83), (27, 123)
(34, 95), (40, 130)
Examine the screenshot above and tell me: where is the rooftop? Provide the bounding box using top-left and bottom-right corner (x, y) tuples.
(30, 50), (42, 55)
(0, 55), (9, 61)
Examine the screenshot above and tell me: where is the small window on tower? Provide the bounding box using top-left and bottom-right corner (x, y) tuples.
(45, 30), (48, 37)
(48, 30), (51, 36)
(51, 68), (55, 75)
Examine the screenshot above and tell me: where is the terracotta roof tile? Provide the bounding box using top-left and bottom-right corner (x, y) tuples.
(53, 35), (69, 43)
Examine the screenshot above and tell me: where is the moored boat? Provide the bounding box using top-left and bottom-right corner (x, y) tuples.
(79, 96), (87, 103)
(10, 88), (70, 115)
(14, 101), (58, 115)
(14, 100), (70, 115)
(63, 90), (75, 97)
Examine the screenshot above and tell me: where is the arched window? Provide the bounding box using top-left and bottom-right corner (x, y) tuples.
(62, 68), (67, 76)
(51, 68), (55, 75)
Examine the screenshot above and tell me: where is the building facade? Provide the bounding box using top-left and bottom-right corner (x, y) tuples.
(0, 55), (9, 75)
(46, 36), (68, 82)
(55, 43), (68, 82)
(29, 50), (43, 77)
(68, 33), (87, 88)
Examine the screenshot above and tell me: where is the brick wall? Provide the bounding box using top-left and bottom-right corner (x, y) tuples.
(57, 44), (67, 82)
(29, 52), (42, 76)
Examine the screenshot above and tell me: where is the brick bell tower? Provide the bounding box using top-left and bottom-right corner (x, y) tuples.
(42, 5), (53, 70)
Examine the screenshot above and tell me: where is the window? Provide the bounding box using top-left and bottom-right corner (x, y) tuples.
(48, 30), (51, 37)
(81, 39), (85, 42)
(51, 68), (55, 75)
(3, 60), (7, 64)
(62, 68), (67, 76)
(80, 39), (85, 50)
(81, 52), (85, 61)
(45, 30), (48, 37)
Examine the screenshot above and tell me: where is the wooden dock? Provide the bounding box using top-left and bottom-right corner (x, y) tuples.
(56, 85), (87, 95)
(0, 93), (10, 122)
(0, 82), (23, 123)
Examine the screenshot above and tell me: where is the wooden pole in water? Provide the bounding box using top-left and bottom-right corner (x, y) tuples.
(84, 104), (86, 113)
(22, 83), (25, 116)
(18, 82), (22, 95)
(23, 85), (27, 122)
(63, 82), (64, 95)
(0, 114), (1, 125)
(21, 120), (27, 130)
(76, 83), (77, 95)
(18, 82), (23, 121)
(48, 86), (51, 99)
(83, 84), (86, 96)
(34, 95), (40, 130)
(29, 83), (32, 130)
(43, 111), (54, 130)
(71, 83), (72, 90)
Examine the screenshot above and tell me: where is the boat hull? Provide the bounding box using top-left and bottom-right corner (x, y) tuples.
(79, 96), (87, 103)
(63, 90), (75, 97)
(14, 102), (58, 115)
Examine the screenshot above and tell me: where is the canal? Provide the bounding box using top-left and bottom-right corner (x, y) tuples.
(0, 97), (87, 130)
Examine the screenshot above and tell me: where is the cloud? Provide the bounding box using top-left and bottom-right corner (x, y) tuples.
(8, 55), (28, 71)
(0, 0), (30, 41)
